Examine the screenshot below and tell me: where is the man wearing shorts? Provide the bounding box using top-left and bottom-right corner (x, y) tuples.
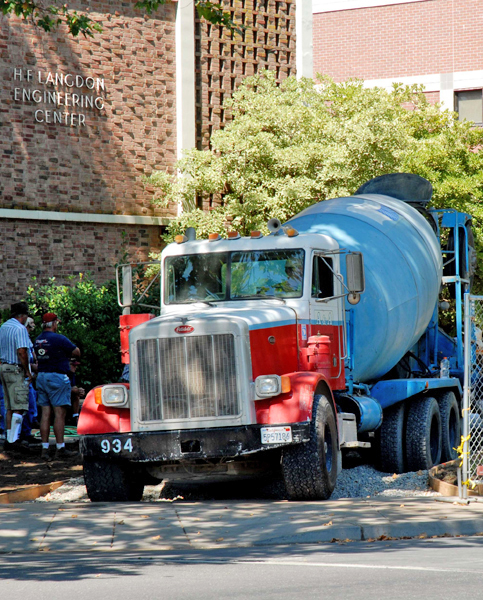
(34, 312), (81, 460)
(0, 302), (32, 447)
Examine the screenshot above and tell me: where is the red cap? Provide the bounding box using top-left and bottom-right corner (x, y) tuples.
(42, 312), (58, 323)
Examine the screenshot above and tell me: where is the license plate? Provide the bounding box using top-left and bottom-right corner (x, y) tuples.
(261, 426), (292, 444)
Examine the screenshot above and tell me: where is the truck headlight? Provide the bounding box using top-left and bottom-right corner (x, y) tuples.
(95, 385), (130, 408)
(255, 375), (282, 398)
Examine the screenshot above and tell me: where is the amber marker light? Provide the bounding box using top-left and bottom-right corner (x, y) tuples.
(175, 234), (187, 244)
(281, 376), (292, 393)
(227, 231), (240, 239)
(94, 387), (103, 405)
(251, 231), (263, 239)
(285, 227), (299, 237)
(209, 233), (221, 241)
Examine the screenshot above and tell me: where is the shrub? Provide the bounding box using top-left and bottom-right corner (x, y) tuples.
(25, 275), (123, 390)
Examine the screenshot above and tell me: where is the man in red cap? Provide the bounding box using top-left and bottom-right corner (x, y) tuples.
(34, 313), (81, 460)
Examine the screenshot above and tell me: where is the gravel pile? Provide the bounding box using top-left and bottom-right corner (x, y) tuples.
(331, 465), (438, 499)
(33, 465), (439, 503)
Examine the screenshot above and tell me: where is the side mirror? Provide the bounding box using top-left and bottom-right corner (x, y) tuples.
(116, 264), (133, 309)
(346, 253), (365, 305)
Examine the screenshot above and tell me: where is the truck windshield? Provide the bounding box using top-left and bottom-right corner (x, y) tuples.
(164, 249), (304, 304)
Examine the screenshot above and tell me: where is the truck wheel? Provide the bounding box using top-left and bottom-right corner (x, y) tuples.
(281, 393), (338, 500)
(437, 391), (460, 462)
(406, 397), (442, 471)
(83, 459), (145, 502)
(377, 402), (405, 474)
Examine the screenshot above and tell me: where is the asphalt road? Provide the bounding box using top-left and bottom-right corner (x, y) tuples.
(2, 536), (483, 599)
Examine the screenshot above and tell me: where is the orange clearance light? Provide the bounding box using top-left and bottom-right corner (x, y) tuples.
(281, 376), (292, 394)
(285, 227), (299, 237)
(227, 231), (240, 239)
(250, 231), (263, 239)
(94, 387), (103, 405)
(175, 234), (187, 244)
(209, 233), (221, 241)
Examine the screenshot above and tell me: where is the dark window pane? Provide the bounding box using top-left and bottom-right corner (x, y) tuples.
(456, 90), (482, 124)
(312, 256), (334, 299)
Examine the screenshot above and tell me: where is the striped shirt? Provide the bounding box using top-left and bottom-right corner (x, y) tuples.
(0, 318), (31, 365)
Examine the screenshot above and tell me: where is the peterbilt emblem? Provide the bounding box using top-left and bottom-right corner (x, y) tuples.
(175, 325), (194, 334)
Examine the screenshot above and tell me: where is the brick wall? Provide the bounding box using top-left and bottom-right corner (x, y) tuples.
(0, 0), (177, 305)
(424, 91), (440, 104)
(195, 0), (297, 210)
(1, 1), (177, 216)
(0, 218), (162, 299)
(313, 0), (483, 82)
(0, 0), (298, 306)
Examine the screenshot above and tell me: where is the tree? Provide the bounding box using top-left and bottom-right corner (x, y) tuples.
(1, 0), (241, 38)
(25, 275), (123, 389)
(144, 71), (483, 293)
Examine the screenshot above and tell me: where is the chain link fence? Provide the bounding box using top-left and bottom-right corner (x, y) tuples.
(463, 295), (483, 491)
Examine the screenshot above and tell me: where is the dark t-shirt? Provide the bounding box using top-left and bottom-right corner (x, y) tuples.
(34, 331), (77, 375)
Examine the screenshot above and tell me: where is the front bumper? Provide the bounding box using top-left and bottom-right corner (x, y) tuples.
(80, 423), (311, 463)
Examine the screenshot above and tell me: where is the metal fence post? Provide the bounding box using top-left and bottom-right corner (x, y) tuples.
(462, 292), (471, 500)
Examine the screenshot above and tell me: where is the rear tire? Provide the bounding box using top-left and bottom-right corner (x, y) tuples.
(83, 459), (145, 502)
(377, 402), (405, 474)
(406, 397), (442, 471)
(282, 394), (338, 500)
(437, 391), (461, 462)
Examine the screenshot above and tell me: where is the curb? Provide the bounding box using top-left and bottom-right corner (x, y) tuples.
(0, 481), (65, 504)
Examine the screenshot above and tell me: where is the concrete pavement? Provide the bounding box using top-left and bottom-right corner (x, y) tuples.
(1, 495), (483, 554)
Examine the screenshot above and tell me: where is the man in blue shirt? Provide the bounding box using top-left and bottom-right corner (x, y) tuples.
(0, 302), (32, 447)
(34, 312), (81, 460)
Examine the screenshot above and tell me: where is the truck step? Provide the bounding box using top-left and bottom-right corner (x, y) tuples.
(340, 441), (371, 449)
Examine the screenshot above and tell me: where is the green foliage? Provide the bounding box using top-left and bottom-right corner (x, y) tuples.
(137, 0), (243, 33)
(2, 0), (241, 37)
(145, 71), (483, 293)
(25, 275), (123, 389)
(1, 0), (103, 36)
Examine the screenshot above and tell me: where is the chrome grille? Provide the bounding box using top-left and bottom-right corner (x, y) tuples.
(137, 334), (239, 421)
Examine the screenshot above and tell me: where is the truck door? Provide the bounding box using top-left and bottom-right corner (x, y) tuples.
(308, 252), (346, 389)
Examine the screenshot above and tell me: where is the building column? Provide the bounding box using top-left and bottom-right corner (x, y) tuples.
(439, 73), (455, 112)
(296, 0), (313, 79)
(175, 0), (196, 214)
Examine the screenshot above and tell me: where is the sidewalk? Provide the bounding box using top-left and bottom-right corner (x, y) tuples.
(1, 495), (483, 554)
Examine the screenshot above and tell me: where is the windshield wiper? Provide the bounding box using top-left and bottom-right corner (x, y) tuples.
(237, 295), (286, 303)
(182, 298), (214, 307)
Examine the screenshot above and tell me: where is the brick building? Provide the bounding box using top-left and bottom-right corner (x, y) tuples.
(313, 0), (483, 123)
(0, 0), (313, 306)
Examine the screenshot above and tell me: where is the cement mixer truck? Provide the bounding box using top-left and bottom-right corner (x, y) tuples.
(78, 173), (476, 501)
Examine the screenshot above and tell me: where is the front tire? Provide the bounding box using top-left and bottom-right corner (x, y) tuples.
(83, 459), (145, 502)
(282, 394), (339, 500)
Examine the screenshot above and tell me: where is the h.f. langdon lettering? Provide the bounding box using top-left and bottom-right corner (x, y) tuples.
(12, 67), (106, 127)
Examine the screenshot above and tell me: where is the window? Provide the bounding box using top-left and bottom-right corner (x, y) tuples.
(312, 256), (334, 299)
(455, 90), (483, 125)
(231, 249), (304, 299)
(165, 253), (228, 304)
(164, 249), (305, 304)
